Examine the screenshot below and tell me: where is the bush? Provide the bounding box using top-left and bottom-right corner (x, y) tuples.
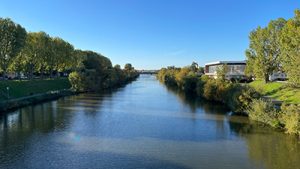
(203, 79), (217, 101)
(223, 84), (242, 111)
(247, 99), (281, 128)
(68, 71), (85, 92)
(182, 75), (198, 93)
(215, 80), (230, 102)
(281, 104), (300, 135)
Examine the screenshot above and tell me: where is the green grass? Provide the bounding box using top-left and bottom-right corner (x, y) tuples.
(249, 80), (300, 104)
(0, 78), (71, 101)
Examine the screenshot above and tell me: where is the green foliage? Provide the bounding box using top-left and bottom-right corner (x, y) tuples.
(157, 67), (179, 87)
(247, 99), (281, 128)
(249, 80), (300, 104)
(280, 104), (300, 135)
(246, 9), (300, 86)
(50, 37), (75, 75)
(175, 67), (190, 89)
(216, 64), (228, 81)
(196, 76), (209, 97)
(189, 62), (199, 72)
(0, 17), (138, 94)
(158, 65), (260, 113)
(203, 79), (218, 101)
(247, 100), (300, 135)
(279, 10), (300, 87)
(68, 51), (138, 92)
(68, 72), (85, 92)
(237, 86), (261, 112)
(0, 18), (27, 74)
(124, 63), (133, 71)
(20, 32), (52, 77)
(246, 18), (286, 83)
(182, 75), (198, 93)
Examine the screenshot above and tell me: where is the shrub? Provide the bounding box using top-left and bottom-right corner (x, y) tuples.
(175, 67), (190, 89)
(281, 104), (300, 135)
(164, 73), (177, 87)
(238, 86), (261, 110)
(223, 84), (242, 111)
(68, 71), (85, 92)
(203, 79), (217, 101)
(247, 99), (281, 128)
(196, 79), (205, 97)
(182, 75), (198, 93)
(215, 80), (230, 102)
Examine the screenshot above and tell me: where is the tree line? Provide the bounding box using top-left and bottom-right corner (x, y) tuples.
(0, 18), (139, 91)
(246, 9), (300, 86)
(157, 63), (258, 113)
(157, 64), (300, 135)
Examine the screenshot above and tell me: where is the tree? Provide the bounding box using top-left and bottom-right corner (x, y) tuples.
(124, 63), (133, 71)
(216, 64), (228, 81)
(190, 62), (199, 72)
(279, 10), (300, 86)
(68, 71), (85, 91)
(114, 64), (121, 70)
(0, 18), (26, 76)
(50, 37), (74, 77)
(20, 32), (51, 79)
(246, 18), (286, 83)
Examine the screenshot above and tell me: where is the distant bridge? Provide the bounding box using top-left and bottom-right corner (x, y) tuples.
(137, 70), (159, 75)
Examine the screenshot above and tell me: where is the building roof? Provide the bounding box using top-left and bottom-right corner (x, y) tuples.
(204, 60), (246, 66)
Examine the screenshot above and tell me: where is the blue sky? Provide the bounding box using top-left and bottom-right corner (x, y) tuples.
(0, 0), (299, 69)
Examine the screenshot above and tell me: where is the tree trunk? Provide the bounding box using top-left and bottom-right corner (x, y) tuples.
(30, 65), (34, 80)
(50, 69), (53, 78)
(18, 72), (21, 80)
(264, 74), (269, 83)
(3, 70), (7, 80)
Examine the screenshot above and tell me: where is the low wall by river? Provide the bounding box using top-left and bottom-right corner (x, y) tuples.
(0, 89), (76, 113)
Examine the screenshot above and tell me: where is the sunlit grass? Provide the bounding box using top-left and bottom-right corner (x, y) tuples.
(0, 78), (71, 101)
(249, 80), (300, 104)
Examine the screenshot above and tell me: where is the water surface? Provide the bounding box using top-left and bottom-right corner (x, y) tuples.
(0, 75), (299, 169)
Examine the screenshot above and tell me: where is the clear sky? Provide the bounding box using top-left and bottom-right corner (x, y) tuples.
(0, 0), (299, 69)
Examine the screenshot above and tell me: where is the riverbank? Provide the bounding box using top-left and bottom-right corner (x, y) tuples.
(0, 74), (140, 114)
(249, 80), (300, 104)
(0, 78), (73, 113)
(0, 89), (76, 113)
(157, 67), (300, 135)
(0, 78), (71, 101)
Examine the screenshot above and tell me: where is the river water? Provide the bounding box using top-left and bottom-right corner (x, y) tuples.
(0, 75), (299, 169)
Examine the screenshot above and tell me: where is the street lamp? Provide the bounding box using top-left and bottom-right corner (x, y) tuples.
(6, 87), (9, 99)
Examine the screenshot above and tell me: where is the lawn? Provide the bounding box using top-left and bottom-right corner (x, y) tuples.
(249, 80), (300, 104)
(0, 78), (71, 101)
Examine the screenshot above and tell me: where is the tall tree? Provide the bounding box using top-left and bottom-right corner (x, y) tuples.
(190, 62), (199, 72)
(279, 10), (300, 86)
(50, 37), (74, 77)
(0, 18), (26, 76)
(20, 32), (51, 79)
(246, 18), (286, 83)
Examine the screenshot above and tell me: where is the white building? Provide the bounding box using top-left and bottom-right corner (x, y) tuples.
(204, 61), (247, 80)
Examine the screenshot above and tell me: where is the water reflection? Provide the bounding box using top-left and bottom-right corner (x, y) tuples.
(0, 75), (299, 169)
(161, 78), (300, 169)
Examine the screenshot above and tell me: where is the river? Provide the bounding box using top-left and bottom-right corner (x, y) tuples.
(0, 75), (299, 169)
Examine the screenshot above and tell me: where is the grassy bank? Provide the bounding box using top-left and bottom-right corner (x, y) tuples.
(249, 81), (300, 104)
(0, 78), (71, 101)
(0, 90), (75, 113)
